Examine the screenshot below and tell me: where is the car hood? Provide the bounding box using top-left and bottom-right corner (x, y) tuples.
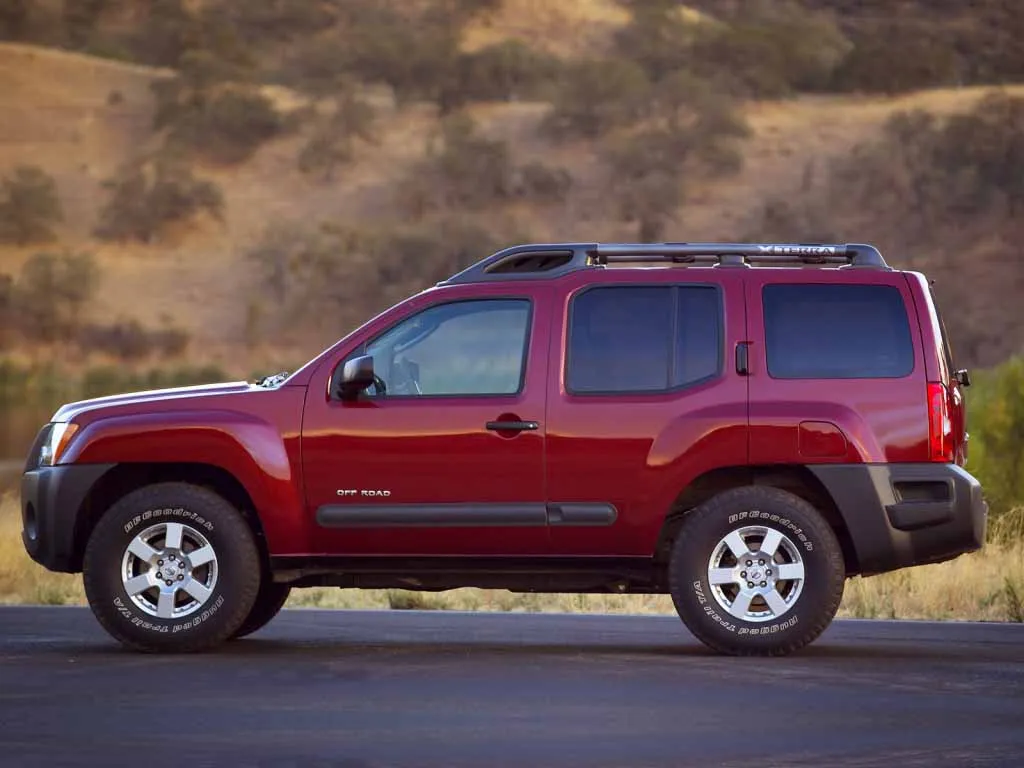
(52, 381), (256, 423)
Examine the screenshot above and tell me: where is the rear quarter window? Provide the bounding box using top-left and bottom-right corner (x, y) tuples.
(763, 284), (914, 379)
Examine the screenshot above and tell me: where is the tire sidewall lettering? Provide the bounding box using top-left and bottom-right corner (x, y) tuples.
(116, 508), (222, 634)
(123, 507), (215, 535)
(690, 518), (818, 635)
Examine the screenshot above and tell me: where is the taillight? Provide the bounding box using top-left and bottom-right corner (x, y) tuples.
(927, 382), (952, 462)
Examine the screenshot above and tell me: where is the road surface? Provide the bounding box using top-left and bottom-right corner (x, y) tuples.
(0, 607), (1022, 767)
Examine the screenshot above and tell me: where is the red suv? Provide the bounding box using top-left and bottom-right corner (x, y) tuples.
(19, 242), (986, 655)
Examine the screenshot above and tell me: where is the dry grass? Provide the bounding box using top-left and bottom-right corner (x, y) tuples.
(5, 39), (1024, 371)
(3, 491), (1021, 622)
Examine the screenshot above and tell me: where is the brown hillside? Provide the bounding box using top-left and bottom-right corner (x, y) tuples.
(1, 42), (1023, 370)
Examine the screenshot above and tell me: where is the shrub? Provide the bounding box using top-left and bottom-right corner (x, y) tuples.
(0, 166), (63, 245)
(132, 0), (199, 68)
(454, 40), (562, 102)
(402, 114), (514, 214)
(613, 0), (697, 82)
(78, 320), (190, 361)
(543, 58), (651, 140)
(966, 357), (1024, 523)
(687, 2), (851, 97)
(514, 162), (573, 203)
(13, 252), (99, 344)
(832, 21), (960, 94)
(168, 89), (284, 165)
(94, 156), (224, 243)
(152, 50), (283, 165)
(297, 90), (377, 182)
(599, 89), (748, 240)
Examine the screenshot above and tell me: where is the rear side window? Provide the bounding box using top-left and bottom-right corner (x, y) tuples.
(567, 285), (722, 393)
(763, 284), (914, 379)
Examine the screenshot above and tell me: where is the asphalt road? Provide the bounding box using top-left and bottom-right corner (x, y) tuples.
(0, 608), (1022, 768)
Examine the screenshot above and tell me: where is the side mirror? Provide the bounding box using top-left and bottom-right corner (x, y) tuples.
(335, 355), (375, 399)
(955, 368), (971, 388)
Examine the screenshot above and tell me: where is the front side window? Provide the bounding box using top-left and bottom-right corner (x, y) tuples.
(356, 299), (531, 396)
(567, 285), (722, 394)
(763, 283), (914, 379)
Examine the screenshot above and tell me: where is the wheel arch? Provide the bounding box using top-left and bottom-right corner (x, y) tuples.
(655, 465), (860, 576)
(71, 463), (270, 573)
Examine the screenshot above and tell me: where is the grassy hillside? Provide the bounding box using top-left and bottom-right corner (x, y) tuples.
(3, 39), (1023, 371)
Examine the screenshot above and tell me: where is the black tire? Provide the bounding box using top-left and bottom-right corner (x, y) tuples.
(83, 482), (261, 653)
(668, 486), (845, 657)
(231, 581), (291, 639)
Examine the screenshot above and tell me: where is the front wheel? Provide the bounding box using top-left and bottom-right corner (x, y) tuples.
(668, 486), (845, 656)
(83, 482), (261, 653)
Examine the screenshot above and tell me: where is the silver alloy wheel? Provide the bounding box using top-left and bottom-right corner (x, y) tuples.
(120, 522), (218, 619)
(706, 524), (805, 622)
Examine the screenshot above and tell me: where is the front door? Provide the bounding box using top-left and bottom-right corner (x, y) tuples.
(302, 288), (551, 556)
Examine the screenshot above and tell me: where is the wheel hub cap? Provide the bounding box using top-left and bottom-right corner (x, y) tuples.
(706, 524), (805, 623)
(120, 522), (219, 620)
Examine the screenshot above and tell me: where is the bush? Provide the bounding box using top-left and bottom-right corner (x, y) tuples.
(297, 90), (377, 182)
(132, 0), (199, 68)
(12, 252), (99, 344)
(966, 357), (1024, 524)
(78, 320), (190, 361)
(613, 0), (696, 83)
(0, 166), (63, 245)
(167, 89), (284, 165)
(599, 88), (748, 240)
(94, 156), (224, 243)
(151, 50), (284, 165)
(514, 162), (573, 203)
(453, 40), (562, 102)
(402, 114), (514, 215)
(688, 2), (851, 97)
(543, 58), (651, 140)
(244, 217), (505, 340)
(832, 21), (960, 94)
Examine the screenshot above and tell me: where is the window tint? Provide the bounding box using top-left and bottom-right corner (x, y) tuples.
(362, 299), (530, 396)
(567, 285), (721, 393)
(763, 284), (914, 379)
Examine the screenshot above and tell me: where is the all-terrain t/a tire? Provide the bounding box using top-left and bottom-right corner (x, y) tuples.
(668, 486), (845, 657)
(83, 482), (261, 653)
(231, 581), (291, 640)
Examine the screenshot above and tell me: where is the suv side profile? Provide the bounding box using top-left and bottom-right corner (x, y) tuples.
(20, 242), (986, 656)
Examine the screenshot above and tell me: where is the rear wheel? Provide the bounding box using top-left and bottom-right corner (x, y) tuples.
(231, 581), (291, 639)
(83, 482), (261, 653)
(668, 486), (845, 656)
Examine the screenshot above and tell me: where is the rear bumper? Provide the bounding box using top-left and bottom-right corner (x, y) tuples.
(20, 464), (115, 573)
(810, 463), (987, 576)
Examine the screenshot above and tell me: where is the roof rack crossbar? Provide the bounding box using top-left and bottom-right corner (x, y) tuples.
(591, 243), (887, 268)
(439, 241), (888, 285)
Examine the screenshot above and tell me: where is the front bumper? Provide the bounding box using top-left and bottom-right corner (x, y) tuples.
(20, 464), (115, 573)
(810, 463), (987, 576)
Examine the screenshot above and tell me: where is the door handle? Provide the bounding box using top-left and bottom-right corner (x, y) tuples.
(486, 420), (539, 432)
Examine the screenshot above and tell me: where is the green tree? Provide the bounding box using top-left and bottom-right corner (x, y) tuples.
(0, 165), (63, 245)
(967, 357), (1024, 524)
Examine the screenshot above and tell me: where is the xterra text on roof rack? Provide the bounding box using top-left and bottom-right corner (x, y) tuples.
(20, 242), (986, 655)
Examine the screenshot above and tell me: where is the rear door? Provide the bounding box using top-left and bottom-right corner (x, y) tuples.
(745, 272), (927, 464)
(544, 269), (748, 556)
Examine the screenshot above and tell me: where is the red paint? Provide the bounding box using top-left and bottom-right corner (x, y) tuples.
(54, 259), (965, 558)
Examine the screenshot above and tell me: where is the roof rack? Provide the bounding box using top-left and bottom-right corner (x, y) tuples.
(440, 242), (888, 284)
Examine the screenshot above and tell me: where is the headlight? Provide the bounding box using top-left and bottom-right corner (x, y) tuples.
(38, 422), (79, 466)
